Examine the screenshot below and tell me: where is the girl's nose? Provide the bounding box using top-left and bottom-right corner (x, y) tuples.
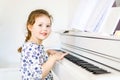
(42, 26), (47, 31)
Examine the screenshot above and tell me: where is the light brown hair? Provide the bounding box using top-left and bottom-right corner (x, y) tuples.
(18, 9), (53, 53)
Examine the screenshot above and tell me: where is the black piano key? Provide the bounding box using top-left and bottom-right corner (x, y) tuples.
(86, 67), (102, 71)
(77, 62), (89, 67)
(92, 70), (110, 74)
(81, 64), (93, 68)
(86, 67), (103, 72)
(75, 60), (86, 65)
(53, 49), (66, 53)
(84, 64), (97, 68)
(64, 54), (72, 58)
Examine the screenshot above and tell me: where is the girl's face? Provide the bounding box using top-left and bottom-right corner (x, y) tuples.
(28, 15), (51, 43)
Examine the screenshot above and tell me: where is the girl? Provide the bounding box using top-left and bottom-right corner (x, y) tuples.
(18, 9), (67, 80)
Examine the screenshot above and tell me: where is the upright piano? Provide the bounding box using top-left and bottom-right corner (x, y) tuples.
(53, 31), (120, 80)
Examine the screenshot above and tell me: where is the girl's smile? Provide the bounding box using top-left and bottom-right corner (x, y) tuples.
(40, 32), (48, 36)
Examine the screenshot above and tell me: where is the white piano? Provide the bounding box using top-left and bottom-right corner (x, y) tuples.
(53, 31), (120, 80)
(52, 0), (120, 80)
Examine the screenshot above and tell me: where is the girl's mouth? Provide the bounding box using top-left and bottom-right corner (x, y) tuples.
(41, 33), (47, 36)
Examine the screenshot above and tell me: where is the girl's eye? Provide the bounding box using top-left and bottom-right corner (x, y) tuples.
(38, 24), (42, 27)
(46, 25), (51, 27)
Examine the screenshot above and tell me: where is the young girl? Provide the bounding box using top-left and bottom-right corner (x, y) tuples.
(18, 9), (67, 80)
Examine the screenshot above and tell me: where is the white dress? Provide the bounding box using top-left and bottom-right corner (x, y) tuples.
(20, 42), (53, 80)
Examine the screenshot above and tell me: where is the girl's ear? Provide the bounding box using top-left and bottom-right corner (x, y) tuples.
(27, 25), (32, 31)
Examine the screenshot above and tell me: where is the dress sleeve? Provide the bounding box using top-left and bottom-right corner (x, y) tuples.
(22, 44), (43, 80)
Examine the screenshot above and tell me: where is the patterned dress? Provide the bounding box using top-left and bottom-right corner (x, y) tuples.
(20, 42), (53, 80)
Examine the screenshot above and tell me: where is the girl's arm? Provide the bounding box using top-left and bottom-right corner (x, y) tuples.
(41, 51), (67, 79)
(46, 49), (56, 55)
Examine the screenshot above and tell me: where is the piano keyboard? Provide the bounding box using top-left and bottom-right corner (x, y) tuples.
(64, 54), (110, 74)
(54, 49), (110, 75)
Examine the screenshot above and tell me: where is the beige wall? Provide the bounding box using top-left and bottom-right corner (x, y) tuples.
(0, 0), (69, 67)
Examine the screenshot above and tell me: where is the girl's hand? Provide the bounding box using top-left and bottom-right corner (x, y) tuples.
(53, 52), (68, 61)
(48, 50), (68, 61)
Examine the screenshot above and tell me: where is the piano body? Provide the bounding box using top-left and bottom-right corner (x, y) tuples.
(52, 0), (120, 80)
(53, 31), (120, 80)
